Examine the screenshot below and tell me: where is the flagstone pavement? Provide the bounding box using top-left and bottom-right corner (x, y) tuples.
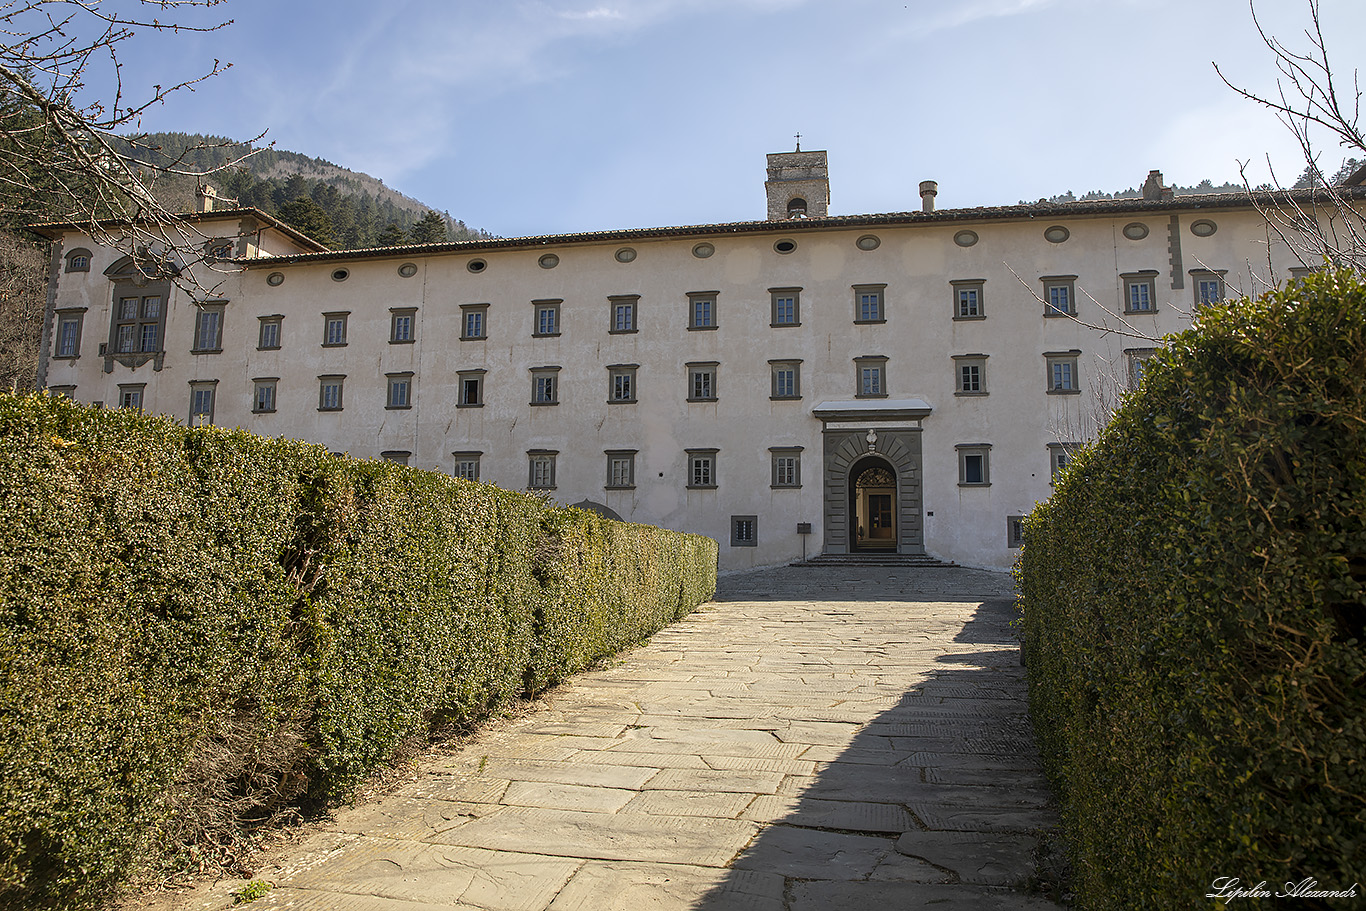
(184, 564), (1064, 910)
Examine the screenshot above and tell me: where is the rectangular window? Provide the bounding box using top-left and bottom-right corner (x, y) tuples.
(1007, 515), (1025, 549)
(390, 308), (416, 343)
(956, 443), (992, 487)
(731, 515), (758, 547)
(253, 378), (278, 413)
(192, 305), (224, 353)
(952, 280), (985, 319)
(1048, 442), (1082, 483)
(452, 451), (481, 481)
(1045, 351), (1081, 393)
(953, 354), (988, 395)
(686, 449), (718, 489)
(323, 312), (349, 347)
(854, 284), (887, 323)
(769, 359), (801, 400)
(687, 362), (718, 402)
(606, 450), (637, 489)
(461, 304), (489, 340)
(855, 356), (888, 397)
(318, 375), (345, 411)
(111, 292), (164, 354)
(608, 364), (638, 403)
(528, 450), (558, 489)
(1122, 271), (1158, 313)
(1191, 270), (1227, 307)
(381, 451), (411, 466)
(258, 316), (282, 350)
(533, 300), (561, 337)
(1041, 276), (1077, 316)
(770, 287), (801, 327)
(531, 367), (560, 405)
(687, 291), (718, 330)
(458, 369), (485, 407)
(386, 372), (414, 409)
(770, 447), (802, 489)
(117, 384), (145, 412)
(54, 308), (85, 358)
(189, 381), (217, 427)
(1125, 347), (1156, 390)
(609, 295), (638, 333)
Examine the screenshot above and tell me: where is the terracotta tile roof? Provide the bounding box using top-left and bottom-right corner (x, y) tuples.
(238, 186), (1366, 267)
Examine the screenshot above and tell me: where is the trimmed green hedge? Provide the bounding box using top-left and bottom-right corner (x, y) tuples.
(0, 393), (717, 910)
(1017, 270), (1366, 909)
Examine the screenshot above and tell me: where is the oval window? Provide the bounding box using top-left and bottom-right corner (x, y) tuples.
(331, 268), (350, 282)
(774, 239), (797, 254)
(266, 271), (285, 286)
(856, 234), (881, 251)
(398, 262), (418, 277)
(467, 259), (487, 273)
(1191, 219), (1218, 237)
(954, 230), (979, 248)
(538, 253), (559, 269)
(692, 242), (715, 259)
(615, 247), (637, 263)
(1122, 222), (1149, 241)
(1044, 225), (1070, 244)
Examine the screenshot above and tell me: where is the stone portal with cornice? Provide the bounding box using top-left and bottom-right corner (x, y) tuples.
(813, 399), (931, 556)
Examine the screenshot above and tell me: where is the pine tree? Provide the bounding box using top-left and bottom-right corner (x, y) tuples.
(278, 196), (335, 247)
(375, 222), (408, 247)
(409, 210), (449, 244)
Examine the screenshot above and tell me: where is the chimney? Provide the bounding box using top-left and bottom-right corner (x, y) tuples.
(1142, 170), (1166, 201)
(919, 180), (938, 213)
(196, 184), (219, 213)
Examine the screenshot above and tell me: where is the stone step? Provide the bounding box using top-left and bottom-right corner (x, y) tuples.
(793, 553), (953, 567)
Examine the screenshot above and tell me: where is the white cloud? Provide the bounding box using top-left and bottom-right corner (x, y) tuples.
(914, 0), (1061, 35)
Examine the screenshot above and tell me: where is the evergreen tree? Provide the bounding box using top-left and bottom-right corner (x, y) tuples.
(278, 196), (335, 247)
(409, 210), (449, 244)
(375, 221), (408, 247)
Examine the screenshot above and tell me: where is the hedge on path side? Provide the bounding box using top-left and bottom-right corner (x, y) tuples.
(1017, 268), (1366, 910)
(0, 393), (717, 910)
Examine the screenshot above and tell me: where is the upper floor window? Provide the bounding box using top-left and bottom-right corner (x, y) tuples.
(1125, 347), (1156, 389)
(53, 308), (85, 359)
(956, 443), (992, 487)
(112, 292), (165, 354)
(605, 450), (637, 489)
(952, 279), (985, 320)
(854, 284), (887, 323)
(386, 372), (414, 409)
(1045, 350), (1082, 394)
(192, 303), (225, 353)
(318, 375), (345, 411)
(461, 304), (489, 340)
(608, 364), (638, 404)
(770, 359), (801, 400)
(65, 247), (93, 272)
(688, 291), (718, 330)
(452, 451), (481, 481)
(1122, 271), (1158, 313)
(258, 316), (283, 350)
(609, 295), (638, 334)
(118, 383), (145, 412)
(770, 287), (801, 327)
(531, 366), (560, 405)
(953, 353), (988, 395)
(253, 377), (278, 413)
(533, 299), (561, 337)
(528, 450), (558, 489)
(687, 362), (718, 402)
(770, 446), (802, 488)
(1191, 269), (1227, 307)
(1048, 441), (1082, 483)
(855, 355), (888, 398)
(686, 448), (718, 489)
(189, 380), (218, 427)
(458, 369), (485, 407)
(322, 311), (349, 347)
(1041, 275), (1077, 317)
(390, 308), (416, 344)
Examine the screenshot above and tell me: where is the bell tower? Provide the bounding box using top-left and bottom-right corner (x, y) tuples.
(765, 142), (830, 221)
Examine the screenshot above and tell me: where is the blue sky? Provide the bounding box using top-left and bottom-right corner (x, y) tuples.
(109, 0), (1366, 238)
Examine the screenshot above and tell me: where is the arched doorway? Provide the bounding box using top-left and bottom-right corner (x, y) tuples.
(849, 457), (897, 552)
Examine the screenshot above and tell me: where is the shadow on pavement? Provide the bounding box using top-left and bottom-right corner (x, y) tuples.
(692, 595), (1063, 910)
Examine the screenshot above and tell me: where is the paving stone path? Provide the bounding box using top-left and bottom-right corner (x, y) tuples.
(208, 565), (1063, 910)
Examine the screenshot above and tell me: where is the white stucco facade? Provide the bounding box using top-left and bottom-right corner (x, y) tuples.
(35, 157), (1355, 570)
